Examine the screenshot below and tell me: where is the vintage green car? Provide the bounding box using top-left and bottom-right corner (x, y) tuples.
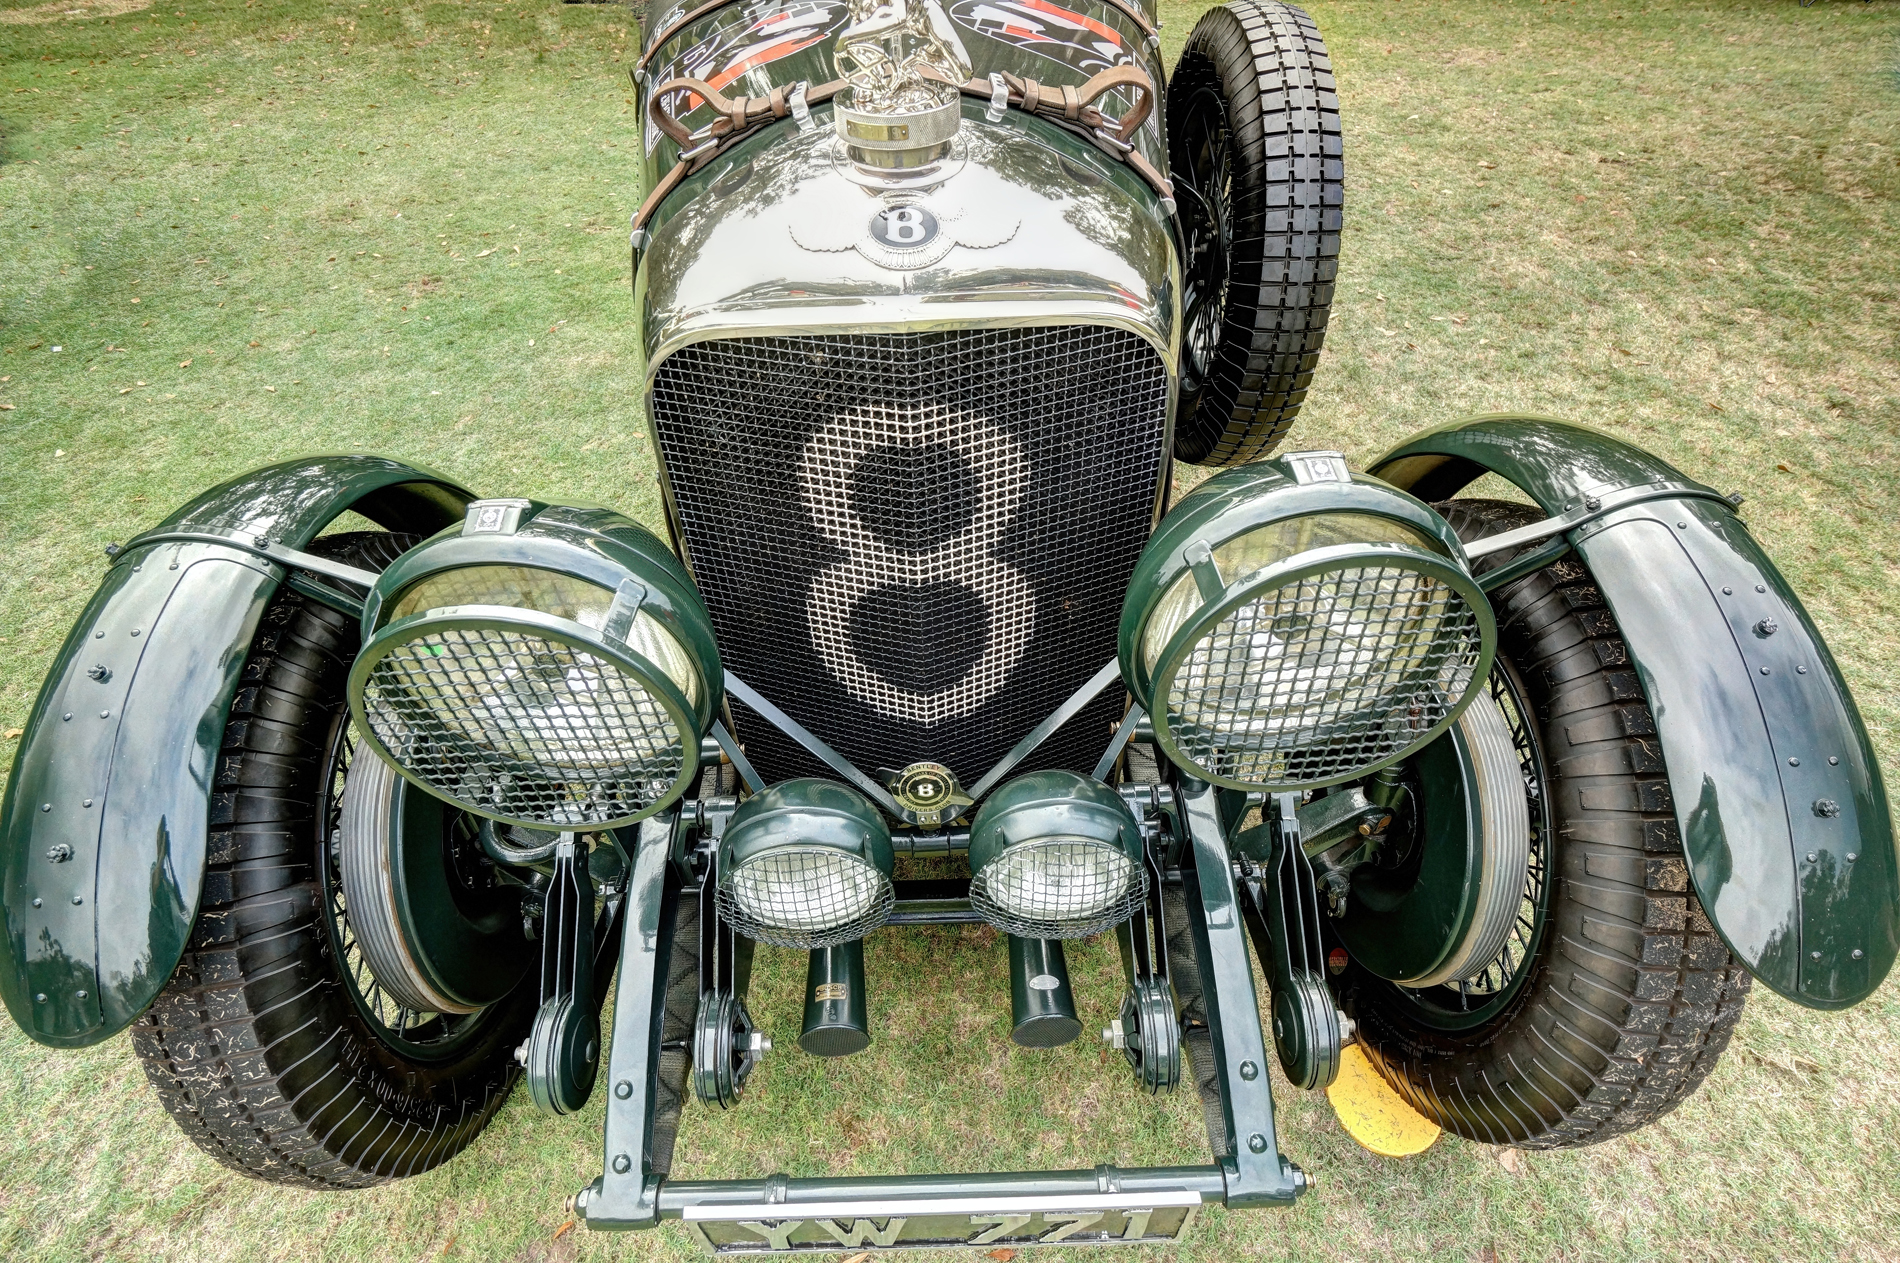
(3, 0), (1893, 1251)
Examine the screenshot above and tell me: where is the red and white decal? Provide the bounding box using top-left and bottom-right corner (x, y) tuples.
(950, 0), (1130, 76)
(648, 0), (846, 149)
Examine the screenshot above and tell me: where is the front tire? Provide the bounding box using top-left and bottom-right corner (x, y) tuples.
(130, 533), (537, 1188)
(1167, 1), (1343, 466)
(1342, 500), (1751, 1148)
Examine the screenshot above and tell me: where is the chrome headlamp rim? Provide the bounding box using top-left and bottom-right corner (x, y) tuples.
(1147, 540), (1497, 793)
(346, 602), (702, 831)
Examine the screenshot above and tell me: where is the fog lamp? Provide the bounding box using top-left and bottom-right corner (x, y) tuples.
(1120, 452), (1495, 791)
(717, 779), (896, 949)
(967, 771), (1146, 940)
(347, 500), (720, 829)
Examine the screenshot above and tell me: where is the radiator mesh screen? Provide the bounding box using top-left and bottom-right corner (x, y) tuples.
(649, 326), (1168, 787)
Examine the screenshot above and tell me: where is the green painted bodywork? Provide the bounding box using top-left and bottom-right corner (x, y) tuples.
(1371, 414), (1898, 1009)
(965, 770), (1143, 877)
(0, 455), (473, 1047)
(720, 779), (895, 879)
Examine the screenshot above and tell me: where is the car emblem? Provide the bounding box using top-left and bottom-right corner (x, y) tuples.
(869, 205), (939, 249)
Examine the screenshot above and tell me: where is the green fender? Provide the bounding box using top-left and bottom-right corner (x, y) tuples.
(0, 456), (473, 1047)
(1371, 414), (1897, 1009)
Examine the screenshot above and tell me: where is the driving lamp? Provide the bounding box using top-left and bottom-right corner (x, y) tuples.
(967, 771), (1147, 940)
(717, 779), (897, 949)
(347, 500), (721, 829)
(1119, 451), (1495, 791)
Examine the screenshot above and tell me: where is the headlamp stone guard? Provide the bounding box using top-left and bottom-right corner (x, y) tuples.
(1141, 540), (1497, 793)
(349, 602), (705, 831)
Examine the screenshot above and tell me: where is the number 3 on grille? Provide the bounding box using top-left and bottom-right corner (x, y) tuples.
(798, 407), (1036, 725)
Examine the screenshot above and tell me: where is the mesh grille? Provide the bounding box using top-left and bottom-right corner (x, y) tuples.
(1167, 565), (1484, 787)
(650, 327), (1168, 785)
(359, 626), (685, 826)
(716, 847), (896, 948)
(969, 839), (1148, 940)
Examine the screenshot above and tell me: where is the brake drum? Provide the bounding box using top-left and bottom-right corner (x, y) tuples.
(337, 753), (531, 1014)
(1333, 687), (1532, 989)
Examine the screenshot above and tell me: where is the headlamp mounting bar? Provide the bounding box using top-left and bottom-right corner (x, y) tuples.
(723, 671), (903, 818)
(119, 527), (384, 589)
(966, 659), (1124, 802)
(1460, 483), (1741, 561)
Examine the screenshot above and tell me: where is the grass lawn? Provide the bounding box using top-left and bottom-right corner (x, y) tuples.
(3, 0), (1899, 1259)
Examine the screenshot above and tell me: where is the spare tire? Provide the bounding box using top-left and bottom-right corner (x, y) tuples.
(1167, 1), (1343, 466)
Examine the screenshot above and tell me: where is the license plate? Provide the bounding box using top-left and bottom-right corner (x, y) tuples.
(686, 1193), (1201, 1253)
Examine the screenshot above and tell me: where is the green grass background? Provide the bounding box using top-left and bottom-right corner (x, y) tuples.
(3, 0), (1899, 1258)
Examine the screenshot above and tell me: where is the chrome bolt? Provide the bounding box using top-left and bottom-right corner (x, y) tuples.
(1248, 1133), (1268, 1153)
(750, 1033), (772, 1054)
(1755, 617), (1778, 636)
(71, 896), (83, 906)
(1847, 852), (1858, 862)
(35, 994), (46, 1004)
(615, 1080), (633, 1100)
(76, 990), (87, 1000)
(1810, 951), (1823, 962)
(513, 1042), (529, 1067)
(1239, 1060), (1259, 1081)
(1789, 757), (1800, 767)
(1756, 584), (1767, 593)
(611, 1154), (632, 1175)
(1806, 852), (1818, 864)
(1852, 949), (1864, 961)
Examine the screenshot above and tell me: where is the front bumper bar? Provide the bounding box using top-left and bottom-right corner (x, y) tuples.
(577, 783), (1300, 1246)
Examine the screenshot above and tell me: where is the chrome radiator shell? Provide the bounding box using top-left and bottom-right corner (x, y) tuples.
(636, 100), (1179, 786)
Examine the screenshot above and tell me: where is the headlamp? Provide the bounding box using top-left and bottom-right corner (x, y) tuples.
(967, 771), (1146, 940)
(1120, 452), (1495, 791)
(347, 500), (721, 830)
(716, 779), (896, 949)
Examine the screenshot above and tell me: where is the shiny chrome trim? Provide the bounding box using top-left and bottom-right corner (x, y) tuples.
(682, 1190), (1201, 1221)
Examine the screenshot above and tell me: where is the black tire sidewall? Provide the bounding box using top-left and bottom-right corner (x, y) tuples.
(1168, 1), (1342, 466)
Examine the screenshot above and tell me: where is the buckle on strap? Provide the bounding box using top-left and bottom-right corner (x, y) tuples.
(986, 72), (1009, 123)
(789, 80), (814, 132)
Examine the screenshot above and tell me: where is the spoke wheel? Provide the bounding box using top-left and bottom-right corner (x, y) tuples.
(1342, 501), (1751, 1149)
(130, 532), (537, 1188)
(1178, 86), (1234, 396)
(315, 716), (501, 1060)
(1375, 661), (1552, 1030)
